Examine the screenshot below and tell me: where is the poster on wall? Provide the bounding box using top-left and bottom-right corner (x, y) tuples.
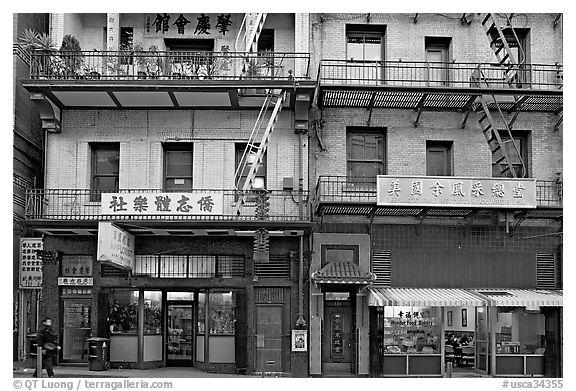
(19, 238), (43, 289)
(291, 330), (307, 352)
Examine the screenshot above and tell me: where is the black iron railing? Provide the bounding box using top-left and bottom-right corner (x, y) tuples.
(25, 188), (309, 221)
(320, 60), (563, 90)
(316, 176), (562, 208)
(28, 50), (311, 81)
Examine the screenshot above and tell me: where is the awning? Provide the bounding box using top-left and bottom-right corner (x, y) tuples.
(367, 287), (488, 307)
(311, 261), (376, 285)
(474, 289), (563, 309)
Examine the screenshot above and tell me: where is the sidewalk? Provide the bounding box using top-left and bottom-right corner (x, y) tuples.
(13, 361), (249, 378)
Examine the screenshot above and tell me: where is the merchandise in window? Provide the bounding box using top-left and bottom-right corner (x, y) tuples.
(143, 291), (162, 334)
(208, 291), (235, 335)
(495, 308), (545, 354)
(381, 306), (441, 354)
(109, 290), (138, 334)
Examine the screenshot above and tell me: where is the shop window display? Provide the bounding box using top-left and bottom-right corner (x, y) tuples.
(109, 290), (139, 334)
(382, 306), (441, 354)
(144, 291), (162, 334)
(495, 308), (545, 354)
(209, 291), (235, 335)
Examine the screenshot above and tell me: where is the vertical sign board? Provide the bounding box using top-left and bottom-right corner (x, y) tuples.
(20, 238), (43, 289)
(97, 222), (135, 270)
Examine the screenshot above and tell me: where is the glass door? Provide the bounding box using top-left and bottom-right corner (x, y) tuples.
(166, 300), (194, 366)
(61, 299), (91, 362)
(475, 306), (489, 374)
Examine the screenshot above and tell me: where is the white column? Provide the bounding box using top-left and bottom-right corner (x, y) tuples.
(294, 13), (310, 79)
(49, 14), (65, 49)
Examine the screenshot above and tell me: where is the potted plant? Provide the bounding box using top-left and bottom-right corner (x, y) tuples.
(18, 28), (59, 78)
(59, 34), (83, 78)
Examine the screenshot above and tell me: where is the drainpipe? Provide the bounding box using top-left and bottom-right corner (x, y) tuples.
(296, 234), (306, 328)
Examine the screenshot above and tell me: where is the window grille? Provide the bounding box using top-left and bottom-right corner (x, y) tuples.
(536, 252), (558, 290)
(372, 250), (392, 287)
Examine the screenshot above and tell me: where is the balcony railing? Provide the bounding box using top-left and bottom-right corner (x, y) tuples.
(316, 176), (562, 208)
(29, 50), (311, 82)
(26, 189), (309, 222)
(320, 60), (563, 90)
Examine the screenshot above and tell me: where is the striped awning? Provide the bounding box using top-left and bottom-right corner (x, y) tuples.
(367, 288), (488, 307)
(474, 289), (563, 308)
(311, 261), (376, 284)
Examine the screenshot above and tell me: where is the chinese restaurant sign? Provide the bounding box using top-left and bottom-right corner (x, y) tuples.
(97, 222), (135, 270)
(58, 277), (94, 286)
(20, 238), (43, 289)
(101, 192), (224, 216)
(377, 176), (536, 208)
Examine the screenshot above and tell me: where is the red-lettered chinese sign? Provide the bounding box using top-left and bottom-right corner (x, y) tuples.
(101, 192), (224, 216)
(20, 238), (43, 289)
(377, 176), (536, 208)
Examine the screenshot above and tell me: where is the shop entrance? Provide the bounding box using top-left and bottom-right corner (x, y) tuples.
(322, 294), (353, 375)
(61, 299), (91, 362)
(166, 292), (195, 367)
(475, 307), (489, 375)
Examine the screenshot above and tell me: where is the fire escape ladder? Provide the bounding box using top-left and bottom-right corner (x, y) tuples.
(235, 13), (268, 79)
(233, 90), (287, 215)
(477, 71), (526, 178)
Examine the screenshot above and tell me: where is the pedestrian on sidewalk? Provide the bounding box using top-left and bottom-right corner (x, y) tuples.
(33, 317), (60, 378)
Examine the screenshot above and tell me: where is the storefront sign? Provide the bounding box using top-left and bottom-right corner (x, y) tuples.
(101, 192), (224, 216)
(292, 330), (307, 352)
(58, 277), (94, 286)
(19, 238), (43, 289)
(61, 256), (93, 277)
(377, 176), (536, 208)
(146, 13), (234, 36)
(97, 222), (135, 270)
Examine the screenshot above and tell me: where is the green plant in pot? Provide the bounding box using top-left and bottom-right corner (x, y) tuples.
(18, 29), (59, 77)
(59, 34), (83, 78)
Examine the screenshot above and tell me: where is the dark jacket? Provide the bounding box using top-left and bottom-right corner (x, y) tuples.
(37, 324), (58, 355)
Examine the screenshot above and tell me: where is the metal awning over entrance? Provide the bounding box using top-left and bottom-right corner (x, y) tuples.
(311, 261), (376, 285)
(474, 289), (563, 308)
(367, 287), (488, 307)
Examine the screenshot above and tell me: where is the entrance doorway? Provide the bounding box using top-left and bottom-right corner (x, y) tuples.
(61, 299), (91, 362)
(166, 295), (194, 366)
(322, 295), (354, 375)
(475, 307), (489, 375)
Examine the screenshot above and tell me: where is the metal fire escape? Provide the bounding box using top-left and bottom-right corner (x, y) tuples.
(477, 13), (527, 178)
(233, 13), (286, 225)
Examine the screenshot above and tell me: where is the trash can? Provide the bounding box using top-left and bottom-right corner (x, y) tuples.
(26, 333), (38, 359)
(86, 337), (110, 371)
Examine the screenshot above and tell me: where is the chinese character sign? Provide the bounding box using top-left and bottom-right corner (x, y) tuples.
(147, 13), (234, 36)
(377, 176), (536, 208)
(97, 222), (135, 270)
(101, 192), (224, 216)
(58, 277), (94, 286)
(20, 238), (43, 289)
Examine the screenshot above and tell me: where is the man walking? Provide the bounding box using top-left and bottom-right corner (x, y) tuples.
(33, 317), (59, 378)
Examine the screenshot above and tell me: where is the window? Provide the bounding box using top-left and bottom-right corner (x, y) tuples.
(91, 144), (119, 200)
(163, 143), (193, 191)
(346, 129), (385, 181)
(491, 131), (528, 178)
(109, 290), (139, 334)
(235, 143), (266, 190)
(346, 26), (384, 85)
(134, 255), (245, 278)
(120, 27), (134, 65)
(426, 141), (453, 176)
(143, 291), (162, 334)
(380, 306), (441, 354)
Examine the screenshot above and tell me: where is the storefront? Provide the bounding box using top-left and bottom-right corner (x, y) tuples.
(474, 289), (563, 378)
(367, 288), (488, 377)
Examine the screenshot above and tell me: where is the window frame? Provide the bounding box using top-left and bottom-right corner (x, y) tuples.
(426, 141), (453, 176)
(163, 142), (194, 191)
(346, 128), (386, 182)
(491, 130), (529, 178)
(235, 143), (267, 191)
(90, 143), (120, 201)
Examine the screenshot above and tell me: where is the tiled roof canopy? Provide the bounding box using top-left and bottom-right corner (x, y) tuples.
(311, 261), (376, 285)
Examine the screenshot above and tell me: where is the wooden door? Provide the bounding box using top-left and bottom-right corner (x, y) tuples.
(323, 303), (353, 373)
(426, 46), (448, 86)
(255, 304), (284, 372)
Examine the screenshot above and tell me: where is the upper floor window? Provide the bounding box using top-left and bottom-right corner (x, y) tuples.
(235, 143), (266, 190)
(163, 143), (193, 191)
(91, 143), (120, 200)
(346, 129), (385, 181)
(492, 131), (528, 178)
(346, 31), (383, 62)
(426, 141), (453, 176)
